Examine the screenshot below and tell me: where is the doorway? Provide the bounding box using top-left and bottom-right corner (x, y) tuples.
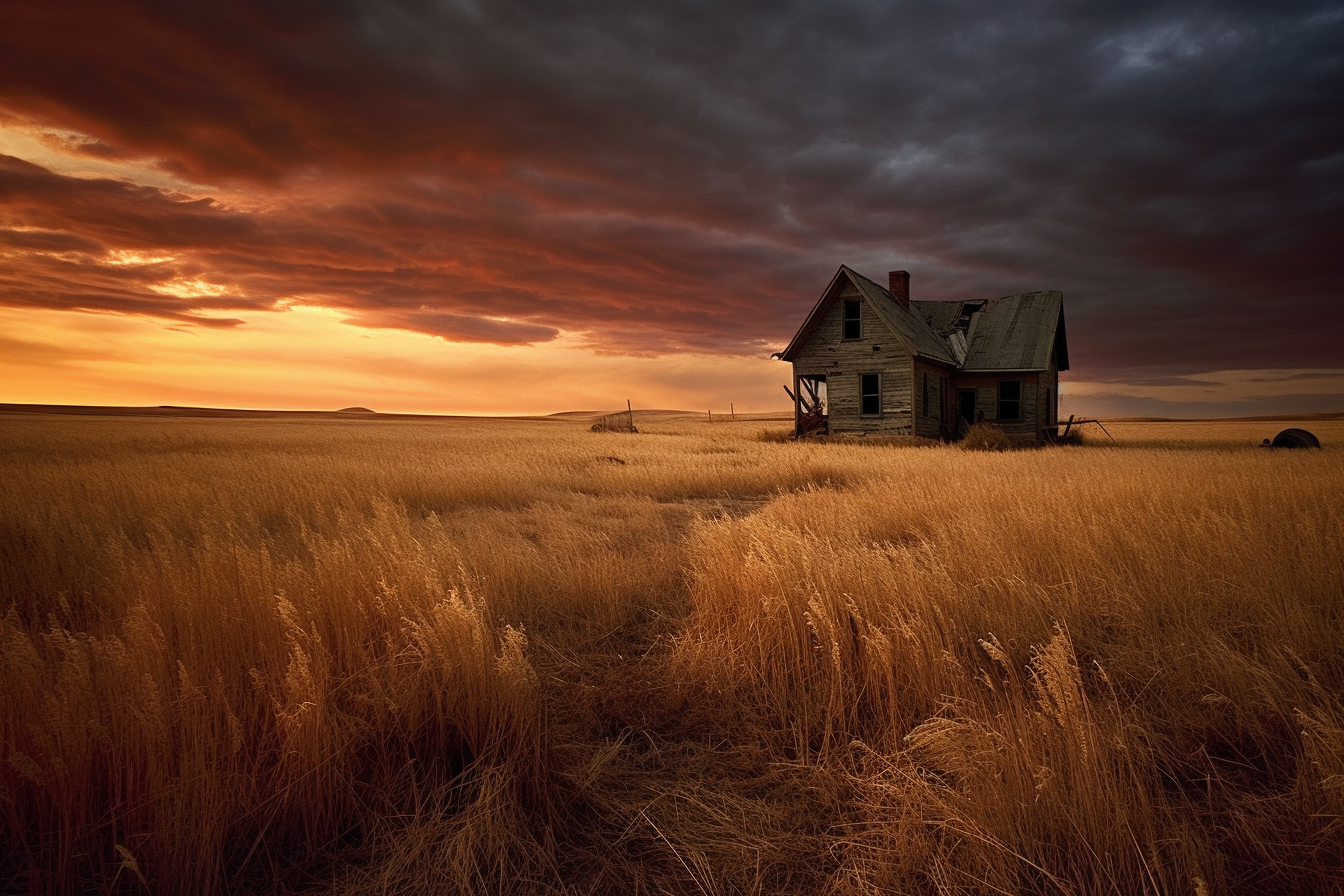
(958, 389), (977, 427)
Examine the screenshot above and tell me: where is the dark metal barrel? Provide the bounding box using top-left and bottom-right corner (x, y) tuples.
(1266, 428), (1321, 449)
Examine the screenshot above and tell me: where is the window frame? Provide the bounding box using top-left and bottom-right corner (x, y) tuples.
(997, 380), (1022, 421)
(842, 300), (862, 340)
(860, 372), (881, 417)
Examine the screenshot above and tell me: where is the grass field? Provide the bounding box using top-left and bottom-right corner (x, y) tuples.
(2, 408), (1342, 894)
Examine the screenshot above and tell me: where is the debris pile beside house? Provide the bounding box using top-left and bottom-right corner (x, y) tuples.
(776, 266), (1069, 446)
(783, 379), (827, 436)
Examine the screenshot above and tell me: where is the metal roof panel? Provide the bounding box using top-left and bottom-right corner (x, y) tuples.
(958, 291), (1063, 372)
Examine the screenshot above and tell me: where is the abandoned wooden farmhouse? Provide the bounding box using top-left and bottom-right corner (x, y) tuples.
(777, 266), (1069, 445)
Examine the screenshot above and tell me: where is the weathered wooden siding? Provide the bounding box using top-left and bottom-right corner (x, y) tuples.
(953, 372), (1042, 443)
(1038, 365), (1058, 433)
(791, 284), (916, 435)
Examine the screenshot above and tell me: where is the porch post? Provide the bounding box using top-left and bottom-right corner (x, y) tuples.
(793, 372), (801, 436)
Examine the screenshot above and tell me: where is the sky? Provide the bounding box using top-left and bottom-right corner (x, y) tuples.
(1, 0), (1341, 417)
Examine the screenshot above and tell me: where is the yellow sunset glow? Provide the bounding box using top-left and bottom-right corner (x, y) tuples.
(0, 305), (790, 415)
(105, 250), (179, 266)
(148, 278), (233, 298)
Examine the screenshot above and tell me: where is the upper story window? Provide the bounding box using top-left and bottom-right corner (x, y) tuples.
(843, 300), (861, 339)
(997, 380), (1022, 420)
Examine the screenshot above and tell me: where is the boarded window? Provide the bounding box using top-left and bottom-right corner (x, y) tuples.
(843, 300), (861, 339)
(998, 380), (1021, 420)
(861, 373), (880, 416)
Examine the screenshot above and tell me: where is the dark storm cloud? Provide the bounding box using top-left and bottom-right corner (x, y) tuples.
(1, 0), (1341, 369)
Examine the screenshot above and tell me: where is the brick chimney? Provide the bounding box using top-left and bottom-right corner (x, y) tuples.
(888, 270), (910, 309)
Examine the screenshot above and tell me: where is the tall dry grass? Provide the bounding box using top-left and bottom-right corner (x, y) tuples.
(1, 411), (1341, 893)
(0, 413), (844, 893)
(671, 441), (1344, 893)
(1, 499), (543, 892)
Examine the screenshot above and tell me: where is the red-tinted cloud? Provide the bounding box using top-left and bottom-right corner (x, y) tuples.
(1, 0), (1341, 373)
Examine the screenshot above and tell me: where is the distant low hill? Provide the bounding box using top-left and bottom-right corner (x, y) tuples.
(1105, 411), (1344, 423)
(6, 403), (1335, 424)
(0, 403), (403, 419)
(552, 408), (791, 422)
(0, 403), (791, 421)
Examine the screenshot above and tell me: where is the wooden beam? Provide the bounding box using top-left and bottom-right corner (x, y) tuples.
(793, 374), (801, 437)
(1092, 418), (1117, 443)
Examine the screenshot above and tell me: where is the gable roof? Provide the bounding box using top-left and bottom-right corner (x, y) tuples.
(847, 269), (961, 365)
(780, 266), (1068, 373)
(778, 265), (958, 365)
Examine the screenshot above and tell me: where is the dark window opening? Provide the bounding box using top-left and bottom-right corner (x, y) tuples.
(921, 372), (929, 417)
(843, 300), (861, 340)
(861, 373), (880, 416)
(998, 380), (1021, 420)
(958, 389), (976, 426)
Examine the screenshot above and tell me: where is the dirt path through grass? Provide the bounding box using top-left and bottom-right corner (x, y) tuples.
(518, 492), (843, 895)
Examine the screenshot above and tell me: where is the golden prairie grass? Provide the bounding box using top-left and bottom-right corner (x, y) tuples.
(1, 410), (1341, 894)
